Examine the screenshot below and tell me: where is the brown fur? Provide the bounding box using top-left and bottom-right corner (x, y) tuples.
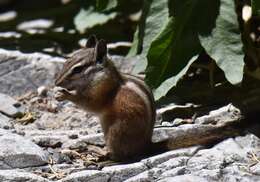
(101, 85), (153, 160)
(54, 37), (167, 161)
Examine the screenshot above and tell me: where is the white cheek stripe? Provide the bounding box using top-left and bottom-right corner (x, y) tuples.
(125, 81), (152, 123)
(64, 62), (84, 78)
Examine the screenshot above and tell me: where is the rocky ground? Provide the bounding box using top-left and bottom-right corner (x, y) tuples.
(0, 49), (260, 182)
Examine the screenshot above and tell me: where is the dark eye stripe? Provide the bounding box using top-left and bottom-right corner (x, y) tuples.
(71, 66), (85, 75)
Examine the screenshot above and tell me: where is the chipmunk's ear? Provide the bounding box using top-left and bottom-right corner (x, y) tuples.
(86, 35), (97, 48)
(95, 39), (107, 64)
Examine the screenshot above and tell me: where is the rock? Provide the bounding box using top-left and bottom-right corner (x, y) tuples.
(160, 166), (186, 178)
(235, 133), (260, 149)
(250, 163), (260, 175)
(37, 86), (48, 97)
(125, 157), (189, 182)
(32, 135), (64, 148)
(0, 170), (49, 182)
(141, 147), (198, 168)
(102, 162), (147, 182)
(15, 105), (100, 133)
(60, 170), (109, 182)
(193, 169), (221, 181)
(0, 112), (12, 129)
(157, 157), (188, 170)
(0, 128), (10, 135)
(124, 168), (162, 182)
(0, 49), (64, 97)
(186, 138), (249, 174)
(222, 166), (260, 182)
(68, 134), (78, 139)
(157, 174), (208, 182)
(194, 104), (241, 125)
(0, 132), (48, 169)
(0, 93), (23, 117)
(63, 133), (105, 150)
(0, 50), (140, 97)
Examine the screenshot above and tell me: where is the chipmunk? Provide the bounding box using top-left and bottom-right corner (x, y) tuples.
(54, 35), (169, 161)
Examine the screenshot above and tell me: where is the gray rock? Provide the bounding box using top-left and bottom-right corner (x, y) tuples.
(15, 105), (100, 133)
(187, 148), (226, 172)
(63, 133), (105, 150)
(32, 135), (64, 148)
(102, 162), (147, 182)
(235, 133), (260, 150)
(0, 112), (12, 129)
(125, 157), (189, 182)
(250, 163), (260, 175)
(0, 93), (23, 117)
(157, 157), (188, 170)
(0, 170), (49, 182)
(0, 49), (64, 96)
(60, 170), (109, 182)
(142, 147), (198, 168)
(0, 50), (139, 97)
(37, 86), (48, 97)
(157, 174), (208, 182)
(0, 133), (48, 169)
(0, 128), (10, 135)
(160, 166), (186, 178)
(222, 166), (260, 182)
(124, 168), (162, 182)
(193, 169), (221, 181)
(186, 138), (248, 173)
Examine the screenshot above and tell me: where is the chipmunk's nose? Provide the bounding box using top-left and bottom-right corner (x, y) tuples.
(55, 78), (63, 87)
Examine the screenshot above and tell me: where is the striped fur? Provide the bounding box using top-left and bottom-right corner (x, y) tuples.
(54, 38), (162, 161)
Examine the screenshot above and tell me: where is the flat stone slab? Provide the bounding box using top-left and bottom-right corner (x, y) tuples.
(60, 170), (110, 182)
(0, 132), (48, 169)
(102, 162), (148, 182)
(0, 112), (12, 129)
(0, 49), (64, 97)
(157, 175), (208, 182)
(0, 170), (49, 182)
(0, 93), (23, 117)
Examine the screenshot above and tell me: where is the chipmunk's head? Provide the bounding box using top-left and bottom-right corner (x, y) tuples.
(55, 35), (121, 103)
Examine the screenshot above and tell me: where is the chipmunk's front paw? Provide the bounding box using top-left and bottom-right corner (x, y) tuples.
(54, 87), (70, 101)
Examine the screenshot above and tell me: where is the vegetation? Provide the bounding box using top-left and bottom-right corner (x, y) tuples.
(0, 0), (259, 103)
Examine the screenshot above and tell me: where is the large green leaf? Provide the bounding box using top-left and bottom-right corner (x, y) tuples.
(127, 28), (139, 57)
(153, 55), (198, 100)
(141, 0), (169, 56)
(145, 1), (203, 96)
(252, 0), (260, 16)
(96, 0), (118, 11)
(132, 0), (169, 74)
(199, 0), (244, 84)
(74, 7), (116, 33)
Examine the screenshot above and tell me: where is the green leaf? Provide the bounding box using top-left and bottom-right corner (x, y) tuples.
(127, 28), (139, 57)
(199, 0), (244, 84)
(74, 7), (117, 33)
(132, 0), (169, 74)
(141, 0), (169, 56)
(145, 1), (203, 91)
(153, 55), (198, 100)
(96, 0), (118, 11)
(252, 0), (260, 16)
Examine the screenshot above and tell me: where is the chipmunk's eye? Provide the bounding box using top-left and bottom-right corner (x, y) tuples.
(70, 66), (85, 75)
